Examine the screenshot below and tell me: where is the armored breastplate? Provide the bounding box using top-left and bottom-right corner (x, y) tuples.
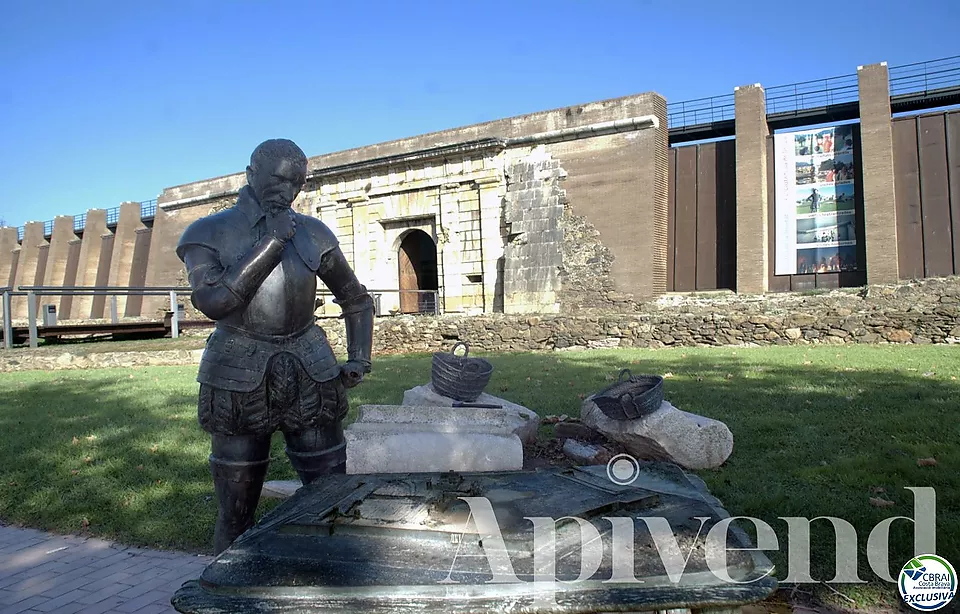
(238, 241), (319, 336)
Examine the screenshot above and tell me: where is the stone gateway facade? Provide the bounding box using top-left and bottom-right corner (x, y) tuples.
(139, 93), (668, 320)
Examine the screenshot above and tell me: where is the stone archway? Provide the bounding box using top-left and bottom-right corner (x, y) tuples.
(398, 229), (438, 313)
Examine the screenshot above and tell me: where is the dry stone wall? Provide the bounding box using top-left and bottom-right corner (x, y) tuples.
(321, 276), (960, 354)
(4, 277), (958, 373)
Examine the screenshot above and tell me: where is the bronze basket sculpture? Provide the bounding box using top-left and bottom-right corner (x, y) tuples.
(431, 342), (494, 402)
(592, 369), (664, 421)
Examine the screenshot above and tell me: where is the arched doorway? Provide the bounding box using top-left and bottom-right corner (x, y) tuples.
(398, 230), (439, 313)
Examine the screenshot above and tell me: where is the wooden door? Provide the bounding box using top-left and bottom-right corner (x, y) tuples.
(398, 235), (420, 313)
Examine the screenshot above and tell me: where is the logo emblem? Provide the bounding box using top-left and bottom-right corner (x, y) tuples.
(899, 554), (956, 611)
(605, 453), (640, 486)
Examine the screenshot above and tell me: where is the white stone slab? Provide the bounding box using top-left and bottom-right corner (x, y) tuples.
(345, 422), (523, 475)
(402, 383), (540, 443)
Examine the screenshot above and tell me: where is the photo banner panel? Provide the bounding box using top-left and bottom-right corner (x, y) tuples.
(773, 125), (859, 276)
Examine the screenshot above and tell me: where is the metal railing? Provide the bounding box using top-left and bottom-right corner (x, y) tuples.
(889, 55), (960, 98)
(765, 72), (860, 116)
(667, 94), (736, 130)
(2, 286), (195, 349)
(1, 285), (442, 349)
(12, 198), (160, 238)
(140, 199), (157, 220)
(666, 55), (960, 131)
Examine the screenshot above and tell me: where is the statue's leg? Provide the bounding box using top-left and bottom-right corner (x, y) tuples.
(209, 433), (271, 555)
(199, 382), (273, 556)
(283, 375), (348, 483)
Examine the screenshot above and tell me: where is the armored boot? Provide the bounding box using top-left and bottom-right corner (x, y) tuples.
(209, 456), (270, 555)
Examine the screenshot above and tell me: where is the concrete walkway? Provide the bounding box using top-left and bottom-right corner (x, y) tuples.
(0, 524), (211, 614)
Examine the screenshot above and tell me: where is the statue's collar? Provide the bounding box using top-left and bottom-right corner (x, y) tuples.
(236, 186), (266, 228)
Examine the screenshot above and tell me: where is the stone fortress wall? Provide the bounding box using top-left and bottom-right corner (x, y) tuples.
(2, 60), (960, 337)
(139, 92), (668, 320)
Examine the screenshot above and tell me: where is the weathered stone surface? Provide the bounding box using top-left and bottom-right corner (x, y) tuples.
(581, 399), (733, 470)
(345, 423), (523, 474)
(886, 329), (913, 343)
(402, 383), (540, 444)
(262, 480), (301, 499)
(354, 404), (515, 434)
(562, 439), (609, 465)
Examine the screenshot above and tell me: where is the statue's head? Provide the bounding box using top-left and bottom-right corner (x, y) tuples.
(246, 139), (308, 211)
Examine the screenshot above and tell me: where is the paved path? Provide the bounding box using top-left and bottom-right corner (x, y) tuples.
(0, 524), (211, 614)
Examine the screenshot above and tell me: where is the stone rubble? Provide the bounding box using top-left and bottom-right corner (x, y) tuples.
(344, 276), (960, 355)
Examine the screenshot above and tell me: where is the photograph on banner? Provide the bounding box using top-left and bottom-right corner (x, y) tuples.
(795, 185), (855, 215)
(835, 183), (855, 207)
(797, 212), (857, 245)
(834, 125), (854, 153)
(816, 153), (855, 183)
(795, 133), (813, 155)
(796, 158), (815, 184)
(795, 129), (836, 155)
(797, 245), (858, 274)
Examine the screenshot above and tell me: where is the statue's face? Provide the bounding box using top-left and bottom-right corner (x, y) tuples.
(247, 157), (306, 210)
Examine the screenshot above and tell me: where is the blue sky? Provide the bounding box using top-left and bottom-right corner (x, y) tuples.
(1, 0), (957, 228)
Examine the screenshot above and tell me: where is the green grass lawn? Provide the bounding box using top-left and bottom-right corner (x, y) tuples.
(1, 345), (957, 609)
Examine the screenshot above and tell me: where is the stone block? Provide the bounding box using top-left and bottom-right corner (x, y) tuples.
(517, 206), (559, 221)
(345, 422), (523, 474)
(402, 383), (540, 443)
(515, 218), (558, 233)
(540, 229), (564, 243)
(562, 439), (609, 465)
(581, 399), (733, 470)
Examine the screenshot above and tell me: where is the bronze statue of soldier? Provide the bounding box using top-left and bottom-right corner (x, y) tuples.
(176, 139), (374, 555)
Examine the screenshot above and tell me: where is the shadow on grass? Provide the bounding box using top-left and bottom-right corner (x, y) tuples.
(0, 346), (956, 604)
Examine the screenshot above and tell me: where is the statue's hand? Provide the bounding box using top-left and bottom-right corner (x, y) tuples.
(339, 360), (367, 389)
(266, 209), (296, 243)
